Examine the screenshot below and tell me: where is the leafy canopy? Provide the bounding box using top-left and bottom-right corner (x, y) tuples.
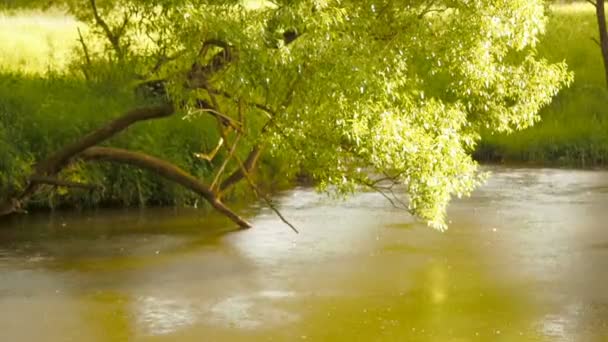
(43, 0), (573, 229)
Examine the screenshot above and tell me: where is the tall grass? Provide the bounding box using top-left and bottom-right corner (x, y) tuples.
(477, 3), (608, 166)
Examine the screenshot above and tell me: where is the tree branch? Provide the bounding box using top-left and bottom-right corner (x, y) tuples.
(187, 39), (235, 88)
(89, 0), (123, 59)
(210, 134), (241, 191)
(37, 104), (175, 175)
(216, 126), (297, 233)
(80, 147), (251, 228)
(77, 27), (92, 80)
(219, 146), (263, 193)
(0, 104), (175, 217)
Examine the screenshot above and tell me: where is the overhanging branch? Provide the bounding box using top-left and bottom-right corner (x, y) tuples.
(80, 146), (251, 228)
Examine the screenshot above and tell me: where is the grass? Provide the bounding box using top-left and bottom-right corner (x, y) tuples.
(0, 11), (243, 209)
(0, 10), (79, 73)
(477, 3), (608, 166)
(0, 8), (289, 210)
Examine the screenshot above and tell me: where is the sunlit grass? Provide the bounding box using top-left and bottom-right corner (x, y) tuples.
(478, 3), (608, 166)
(0, 10), (79, 73)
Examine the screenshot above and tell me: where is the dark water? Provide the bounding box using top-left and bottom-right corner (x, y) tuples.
(1, 167), (608, 341)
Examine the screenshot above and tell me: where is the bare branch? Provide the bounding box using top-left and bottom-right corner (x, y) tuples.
(194, 137), (224, 162)
(89, 0), (123, 59)
(222, 138), (298, 233)
(210, 134), (241, 191)
(219, 146), (263, 193)
(77, 27), (92, 80)
(193, 105), (243, 132)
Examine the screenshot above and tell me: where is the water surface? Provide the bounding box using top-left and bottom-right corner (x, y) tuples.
(1, 167), (608, 341)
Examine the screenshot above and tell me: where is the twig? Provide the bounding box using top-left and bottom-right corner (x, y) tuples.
(210, 134), (241, 191)
(77, 27), (92, 80)
(194, 137), (223, 162)
(209, 98), (298, 233)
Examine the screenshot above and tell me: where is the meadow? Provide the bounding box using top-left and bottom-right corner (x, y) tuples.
(477, 3), (608, 166)
(0, 10), (271, 209)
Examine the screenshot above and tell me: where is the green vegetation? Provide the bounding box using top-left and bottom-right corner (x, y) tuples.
(0, 0), (571, 229)
(0, 10), (78, 73)
(477, 3), (608, 166)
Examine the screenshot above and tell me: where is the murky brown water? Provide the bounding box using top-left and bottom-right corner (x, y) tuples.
(1, 167), (608, 341)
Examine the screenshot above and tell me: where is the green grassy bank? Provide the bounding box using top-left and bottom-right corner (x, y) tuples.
(0, 11), (287, 211)
(476, 3), (608, 166)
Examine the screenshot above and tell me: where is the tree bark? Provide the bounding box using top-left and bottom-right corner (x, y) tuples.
(596, 0), (608, 88)
(80, 147), (251, 228)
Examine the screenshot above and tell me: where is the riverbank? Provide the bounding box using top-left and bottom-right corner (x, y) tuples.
(0, 4), (604, 213)
(0, 11), (293, 211)
(476, 3), (608, 166)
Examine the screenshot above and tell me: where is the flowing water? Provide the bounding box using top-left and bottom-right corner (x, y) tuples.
(1, 167), (608, 341)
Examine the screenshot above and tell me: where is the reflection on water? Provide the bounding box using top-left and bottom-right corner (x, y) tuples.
(136, 296), (196, 336)
(208, 290), (298, 329)
(1, 167), (608, 341)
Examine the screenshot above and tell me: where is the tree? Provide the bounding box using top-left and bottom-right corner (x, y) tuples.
(0, 0), (572, 230)
(589, 0), (608, 88)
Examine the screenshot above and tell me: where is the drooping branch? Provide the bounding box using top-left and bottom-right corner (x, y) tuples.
(201, 92), (297, 233)
(219, 146), (263, 193)
(80, 147), (251, 228)
(229, 148), (299, 233)
(194, 99), (243, 132)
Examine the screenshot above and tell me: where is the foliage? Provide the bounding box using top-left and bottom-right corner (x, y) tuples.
(2, 0), (571, 229)
(478, 3), (608, 166)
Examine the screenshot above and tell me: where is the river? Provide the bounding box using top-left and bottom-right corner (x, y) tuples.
(1, 167), (608, 341)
